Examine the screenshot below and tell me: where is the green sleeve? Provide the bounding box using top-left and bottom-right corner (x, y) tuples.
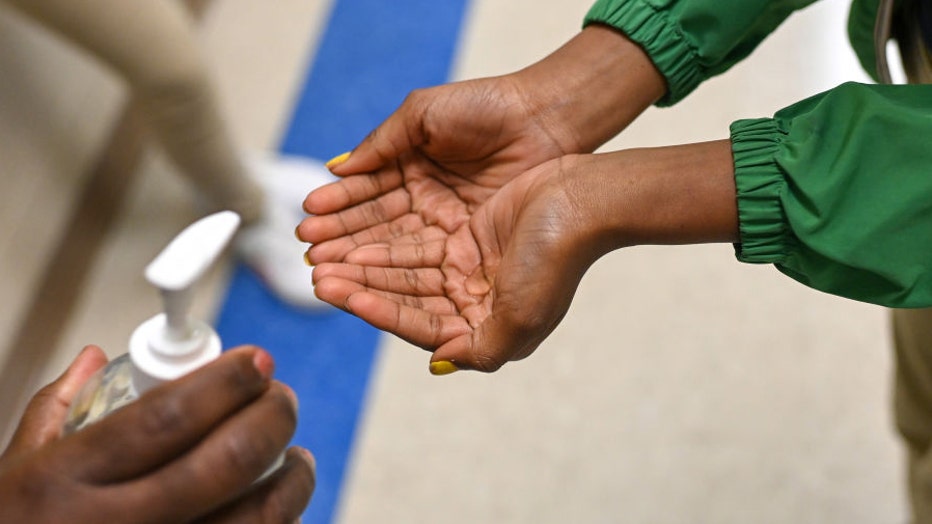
(731, 82), (932, 307)
(847, 0), (882, 81)
(584, 0), (820, 106)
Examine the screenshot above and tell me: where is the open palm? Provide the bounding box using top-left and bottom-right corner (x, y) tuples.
(311, 156), (592, 373)
(299, 75), (574, 264)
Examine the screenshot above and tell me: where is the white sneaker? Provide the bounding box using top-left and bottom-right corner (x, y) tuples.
(235, 154), (336, 309)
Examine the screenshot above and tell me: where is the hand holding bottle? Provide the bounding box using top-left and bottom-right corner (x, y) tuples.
(0, 344), (315, 523)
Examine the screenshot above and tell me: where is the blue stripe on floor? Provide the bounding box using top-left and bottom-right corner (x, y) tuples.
(214, 1), (470, 522)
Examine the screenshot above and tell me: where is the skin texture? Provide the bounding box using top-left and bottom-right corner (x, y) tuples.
(0, 345), (315, 523)
(304, 143), (738, 373)
(297, 24), (737, 374)
(299, 25), (665, 262)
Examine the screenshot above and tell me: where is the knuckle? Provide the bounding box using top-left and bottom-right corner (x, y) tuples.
(405, 87), (428, 106)
(139, 394), (187, 436)
(259, 493), (294, 524)
(11, 457), (80, 520)
(25, 385), (62, 415)
(268, 387), (299, 428)
(15, 465), (53, 502)
(31, 383), (57, 403)
(215, 390), (296, 478)
(219, 347), (266, 392)
(259, 453), (317, 523)
(217, 432), (271, 479)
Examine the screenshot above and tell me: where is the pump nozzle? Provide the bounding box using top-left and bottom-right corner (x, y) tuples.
(130, 211), (241, 388)
(145, 211), (240, 345)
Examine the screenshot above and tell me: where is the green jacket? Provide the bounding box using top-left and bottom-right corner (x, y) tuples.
(585, 0), (932, 307)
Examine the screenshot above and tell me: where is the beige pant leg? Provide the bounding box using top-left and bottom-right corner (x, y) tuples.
(893, 6), (932, 521)
(894, 308), (932, 524)
(5, 0), (263, 223)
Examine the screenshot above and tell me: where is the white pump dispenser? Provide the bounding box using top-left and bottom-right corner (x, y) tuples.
(63, 211), (241, 435)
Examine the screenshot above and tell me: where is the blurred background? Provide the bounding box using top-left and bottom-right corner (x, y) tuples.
(0, 0), (905, 522)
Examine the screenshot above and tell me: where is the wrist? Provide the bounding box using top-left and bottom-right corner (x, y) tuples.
(513, 24), (666, 153)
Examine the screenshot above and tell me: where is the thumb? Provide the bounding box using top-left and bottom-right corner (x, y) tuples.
(326, 103), (425, 176)
(3, 345), (108, 457)
(428, 318), (528, 376)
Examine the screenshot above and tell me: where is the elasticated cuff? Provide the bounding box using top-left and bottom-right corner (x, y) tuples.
(584, 0), (703, 106)
(730, 117), (793, 264)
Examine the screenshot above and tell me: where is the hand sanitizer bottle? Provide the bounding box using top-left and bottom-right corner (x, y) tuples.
(62, 211), (241, 435)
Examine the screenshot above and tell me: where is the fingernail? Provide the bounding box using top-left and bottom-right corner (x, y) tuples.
(325, 151), (351, 170)
(294, 224), (302, 241)
(303, 251), (313, 267)
(253, 350), (274, 380)
(429, 361), (459, 376)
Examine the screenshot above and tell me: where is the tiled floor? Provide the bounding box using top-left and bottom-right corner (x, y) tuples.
(0, 0), (908, 522)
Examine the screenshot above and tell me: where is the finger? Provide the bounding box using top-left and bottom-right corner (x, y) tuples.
(312, 262), (446, 296)
(327, 97), (425, 176)
(429, 317), (516, 375)
(59, 346), (274, 483)
(299, 186), (412, 244)
(343, 237), (447, 268)
(304, 214), (431, 265)
(195, 447), (316, 524)
(116, 381), (299, 522)
(2, 345), (108, 458)
(331, 286), (471, 351)
(302, 168), (403, 217)
(313, 273), (460, 317)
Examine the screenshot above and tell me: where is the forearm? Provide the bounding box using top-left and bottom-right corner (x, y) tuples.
(566, 140), (739, 260)
(565, 80), (932, 309)
(507, 0), (819, 151)
(512, 24), (666, 153)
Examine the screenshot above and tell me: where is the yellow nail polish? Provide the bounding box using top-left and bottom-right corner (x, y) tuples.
(429, 361), (459, 376)
(325, 151), (351, 170)
(303, 251), (313, 267)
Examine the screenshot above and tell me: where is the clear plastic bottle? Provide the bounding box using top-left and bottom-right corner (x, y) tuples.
(62, 354), (135, 435)
(61, 315), (222, 435)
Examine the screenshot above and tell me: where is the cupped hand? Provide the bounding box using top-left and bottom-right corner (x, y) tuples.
(298, 74), (574, 264)
(298, 25), (667, 267)
(308, 141), (741, 375)
(0, 345), (315, 523)
(311, 155), (600, 374)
